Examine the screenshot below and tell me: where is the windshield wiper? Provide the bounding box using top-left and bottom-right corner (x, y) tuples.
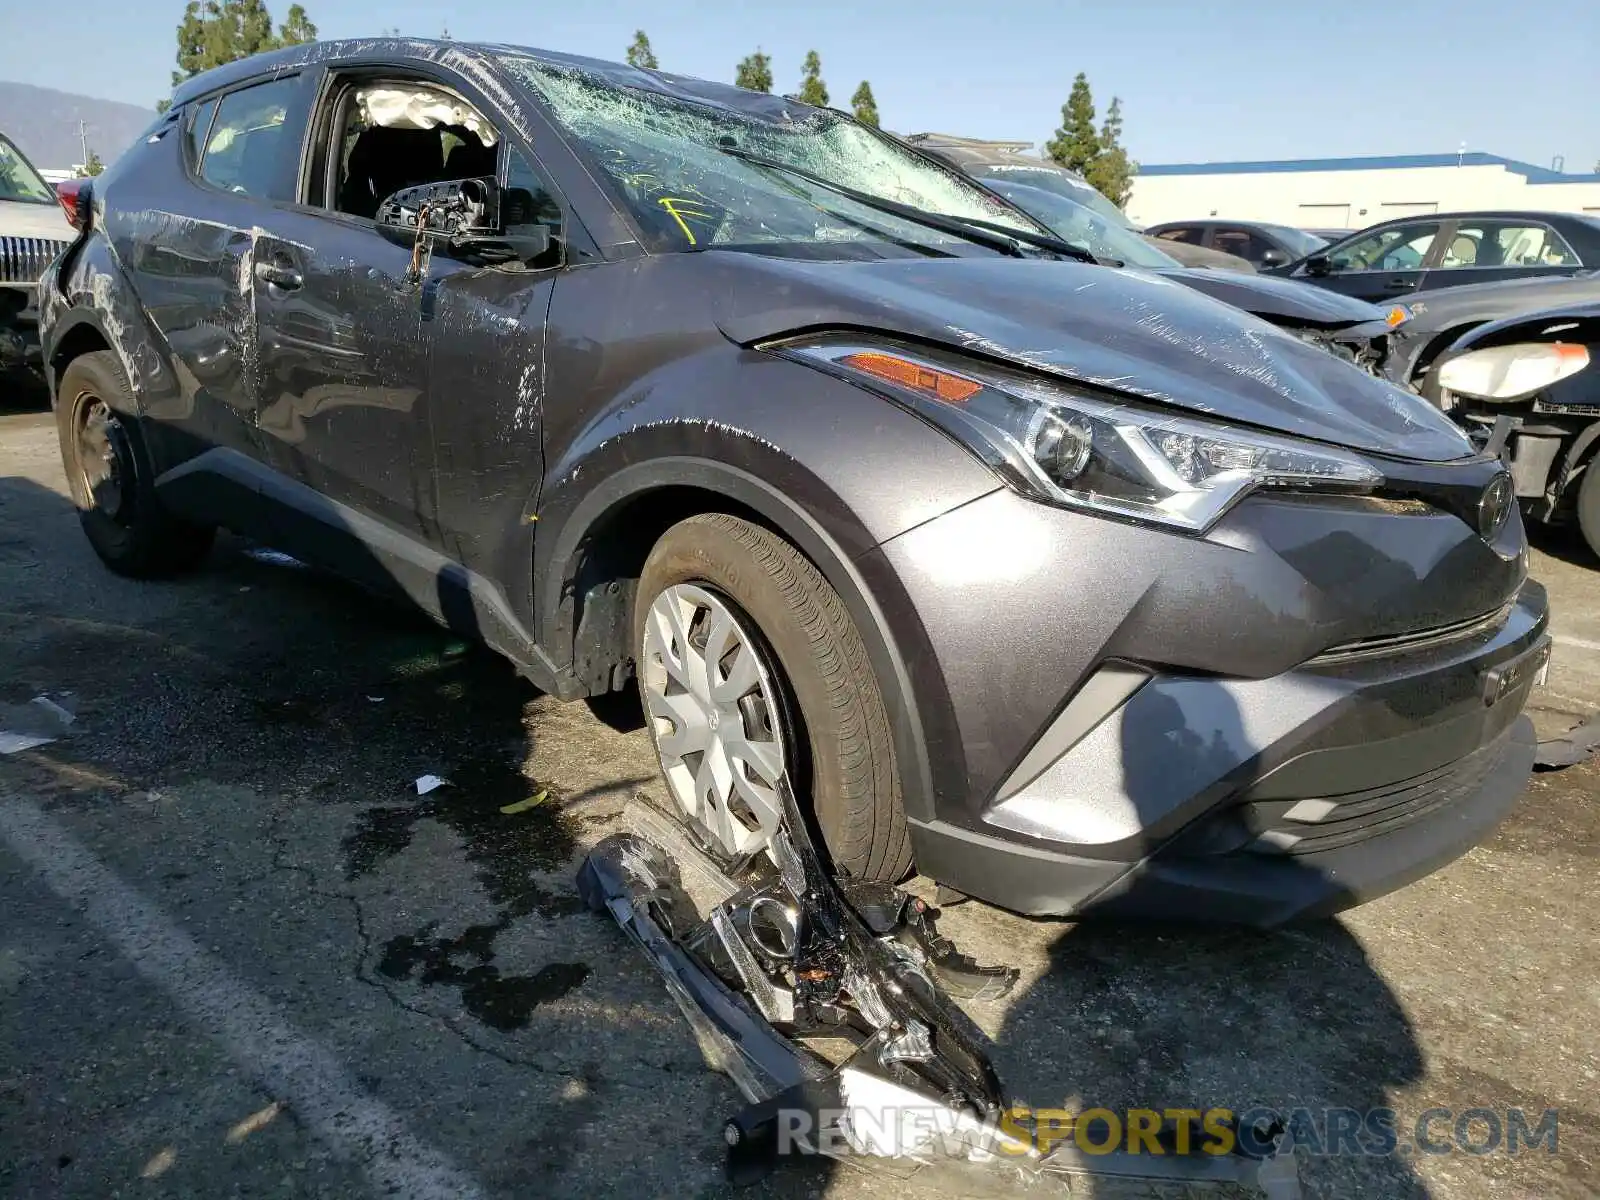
(716, 143), (1103, 266)
(955, 210), (1125, 269)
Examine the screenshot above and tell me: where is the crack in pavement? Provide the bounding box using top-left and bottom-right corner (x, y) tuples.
(258, 797), (698, 1097)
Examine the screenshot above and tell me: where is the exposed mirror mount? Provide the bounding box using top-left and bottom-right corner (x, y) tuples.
(1258, 248), (1289, 268)
(376, 177), (556, 271)
(1304, 253), (1334, 277)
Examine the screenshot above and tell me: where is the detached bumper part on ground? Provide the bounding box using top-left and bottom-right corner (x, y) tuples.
(578, 793), (1303, 1198)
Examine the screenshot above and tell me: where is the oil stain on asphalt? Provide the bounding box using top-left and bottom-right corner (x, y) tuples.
(328, 636), (601, 1031)
(376, 917), (592, 1031)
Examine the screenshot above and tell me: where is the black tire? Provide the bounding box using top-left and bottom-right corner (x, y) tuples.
(1578, 457), (1600, 562)
(636, 513), (913, 882)
(55, 350), (214, 578)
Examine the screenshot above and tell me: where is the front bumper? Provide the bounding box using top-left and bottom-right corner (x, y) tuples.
(866, 477), (1541, 926)
(911, 586), (1546, 925)
(1, 283), (42, 370)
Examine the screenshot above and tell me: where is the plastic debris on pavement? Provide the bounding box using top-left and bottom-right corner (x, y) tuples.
(243, 546), (308, 569)
(578, 787), (1303, 1198)
(0, 693), (78, 755)
(500, 790), (549, 815)
(414, 774), (450, 795)
(1535, 712), (1600, 770)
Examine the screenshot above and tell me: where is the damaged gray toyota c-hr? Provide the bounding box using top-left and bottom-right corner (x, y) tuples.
(38, 39), (1550, 927)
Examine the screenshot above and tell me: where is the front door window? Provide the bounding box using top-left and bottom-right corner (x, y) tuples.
(330, 83), (501, 219)
(1329, 224), (1440, 272)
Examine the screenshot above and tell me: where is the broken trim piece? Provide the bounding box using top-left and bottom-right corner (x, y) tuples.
(578, 785), (1303, 1197)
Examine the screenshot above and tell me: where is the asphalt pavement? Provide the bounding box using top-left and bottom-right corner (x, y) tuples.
(2, 388), (1597, 1200)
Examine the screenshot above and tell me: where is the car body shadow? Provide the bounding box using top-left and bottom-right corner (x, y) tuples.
(985, 679), (1430, 1197)
(1, 468), (838, 1197)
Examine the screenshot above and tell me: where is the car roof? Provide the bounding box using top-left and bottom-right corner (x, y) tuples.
(901, 137), (1091, 179)
(1150, 219), (1308, 230)
(1154, 212), (1600, 229)
(1357, 210), (1600, 225)
(169, 37), (821, 122)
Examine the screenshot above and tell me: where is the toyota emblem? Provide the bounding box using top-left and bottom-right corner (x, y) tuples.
(1478, 472), (1513, 541)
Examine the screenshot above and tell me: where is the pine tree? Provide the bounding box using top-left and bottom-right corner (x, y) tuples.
(1044, 73), (1099, 176)
(1085, 96), (1136, 208)
(850, 81), (879, 127)
(277, 4), (315, 45)
(168, 0), (318, 92)
(734, 49), (773, 93)
(626, 30), (659, 70)
(796, 50), (828, 107)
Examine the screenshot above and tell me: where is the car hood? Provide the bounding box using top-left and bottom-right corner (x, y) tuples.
(709, 252), (1471, 462)
(1404, 270), (1600, 327)
(0, 198), (73, 240)
(1144, 236), (1255, 273)
(1155, 267), (1388, 328)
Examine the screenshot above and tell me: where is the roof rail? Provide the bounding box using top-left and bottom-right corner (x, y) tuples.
(904, 132), (1036, 153)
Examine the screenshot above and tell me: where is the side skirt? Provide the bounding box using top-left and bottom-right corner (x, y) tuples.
(154, 447), (572, 696)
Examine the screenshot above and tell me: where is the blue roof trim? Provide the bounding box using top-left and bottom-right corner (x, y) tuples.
(1138, 152), (1600, 185)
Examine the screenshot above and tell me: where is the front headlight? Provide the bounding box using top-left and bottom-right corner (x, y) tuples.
(779, 339), (1382, 533)
(1436, 342), (1590, 402)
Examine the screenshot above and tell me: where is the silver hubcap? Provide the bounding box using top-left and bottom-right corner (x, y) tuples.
(640, 583), (788, 860)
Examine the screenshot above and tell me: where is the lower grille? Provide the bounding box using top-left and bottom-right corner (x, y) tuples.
(1534, 399), (1600, 416)
(1311, 600), (1514, 664)
(0, 236), (70, 285)
(1235, 731), (1508, 856)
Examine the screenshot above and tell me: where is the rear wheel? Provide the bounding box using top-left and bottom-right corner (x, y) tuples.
(1577, 457), (1600, 561)
(55, 351), (214, 578)
(635, 514), (912, 881)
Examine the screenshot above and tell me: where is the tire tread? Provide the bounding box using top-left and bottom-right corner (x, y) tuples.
(638, 513), (912, 881)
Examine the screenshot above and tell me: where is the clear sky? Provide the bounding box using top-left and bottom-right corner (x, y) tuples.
(5, 0), (1598, 170)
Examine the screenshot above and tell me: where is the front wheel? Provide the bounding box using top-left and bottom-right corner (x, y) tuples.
(634, 514), (912, 881)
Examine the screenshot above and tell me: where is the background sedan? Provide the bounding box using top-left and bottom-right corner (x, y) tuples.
(1268, 210), (1600, 303)
(1145, 218), (1328, 270)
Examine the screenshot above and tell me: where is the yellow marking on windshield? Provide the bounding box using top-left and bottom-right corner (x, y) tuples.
(657, 197), (715, 246)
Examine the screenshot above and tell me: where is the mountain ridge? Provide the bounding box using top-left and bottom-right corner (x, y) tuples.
(0, 82), (157, 172)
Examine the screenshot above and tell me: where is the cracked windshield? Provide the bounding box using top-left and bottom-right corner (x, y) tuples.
(503, 56), (1046, 257)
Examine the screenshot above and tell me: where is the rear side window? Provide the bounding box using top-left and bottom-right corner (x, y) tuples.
(187, 98), (218, 166)
(1438, 222), (1579, 269)
(1155, 226), (1202, 245)
(1212, 227), (1275, 262)
(195, 76), (307, 202)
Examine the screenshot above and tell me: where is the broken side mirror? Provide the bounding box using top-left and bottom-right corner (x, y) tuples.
(1258, 248), (1289, 269)
(376, 177), (554, 269)
(1304, 253), (1334, 277)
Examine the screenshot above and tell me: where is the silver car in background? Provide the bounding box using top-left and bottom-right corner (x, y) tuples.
(0, 132), (74, 378)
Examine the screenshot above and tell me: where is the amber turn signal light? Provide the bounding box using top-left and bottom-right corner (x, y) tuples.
(840, 351), (983, 403)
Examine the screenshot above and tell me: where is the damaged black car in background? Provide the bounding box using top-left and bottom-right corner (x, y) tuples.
(1425, 300), (1600, 556)
(931, 170), (1407, 376)
(39, 39), (1548, 936)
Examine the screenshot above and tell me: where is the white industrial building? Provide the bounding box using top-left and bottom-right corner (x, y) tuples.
(1126, 153), (1600, 232)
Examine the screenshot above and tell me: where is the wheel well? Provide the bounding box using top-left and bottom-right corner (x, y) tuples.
(566, 485), (774, 696)
(1412, 321), (1485, 382)
(49, 323), (110, 379)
